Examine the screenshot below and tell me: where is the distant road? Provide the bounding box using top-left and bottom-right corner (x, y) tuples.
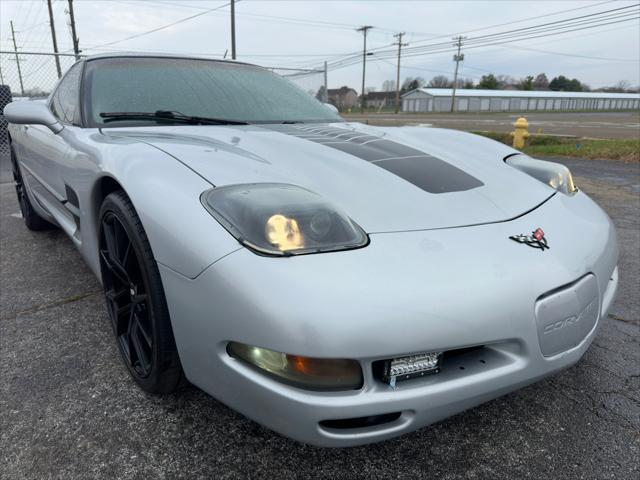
(342, 111), (640, 139)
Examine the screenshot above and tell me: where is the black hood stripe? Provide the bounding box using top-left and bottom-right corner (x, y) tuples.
(268, 124), (483, 194)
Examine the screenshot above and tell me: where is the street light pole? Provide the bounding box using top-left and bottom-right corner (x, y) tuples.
(357, 25), (373, 114)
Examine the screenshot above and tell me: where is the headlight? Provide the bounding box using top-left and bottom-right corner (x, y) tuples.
(201, 183), (368, 256)
(506, 154), (577, 195)
(227, 342), (363, 390)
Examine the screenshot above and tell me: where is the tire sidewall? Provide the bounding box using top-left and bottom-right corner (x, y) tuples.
(99, 192), (181, 392)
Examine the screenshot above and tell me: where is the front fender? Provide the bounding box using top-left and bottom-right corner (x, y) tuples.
(72, 130), (241, 279)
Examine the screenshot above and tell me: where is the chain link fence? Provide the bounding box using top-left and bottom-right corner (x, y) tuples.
(269, 66), (328, 103)
(0, 51), (78, 162)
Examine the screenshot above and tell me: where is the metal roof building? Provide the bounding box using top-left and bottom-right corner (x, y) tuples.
(401, 88), (640, 113)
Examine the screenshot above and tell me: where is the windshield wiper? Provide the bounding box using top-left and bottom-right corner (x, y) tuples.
(99, 110), (248, 125)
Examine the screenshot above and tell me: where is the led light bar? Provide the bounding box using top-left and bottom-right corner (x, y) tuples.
(382, 352), (442, 387)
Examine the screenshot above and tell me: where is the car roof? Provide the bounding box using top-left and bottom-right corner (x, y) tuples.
(82, 52), (255, 67)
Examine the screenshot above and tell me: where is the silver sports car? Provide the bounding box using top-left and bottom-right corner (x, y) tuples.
(4, 54), (618, 447)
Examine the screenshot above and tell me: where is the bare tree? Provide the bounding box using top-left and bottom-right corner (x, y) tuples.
(614, 80), (631, 92)
(533, 73), (549, 90)
(496, 75), (517, 89)
(381, 79), (396, 92)
(428, 75), (451, 88)
(22, 87), (49, 97)
(596, 80), (632, 93)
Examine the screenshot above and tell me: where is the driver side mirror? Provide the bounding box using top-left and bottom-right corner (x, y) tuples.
(3, 101), (63, 134)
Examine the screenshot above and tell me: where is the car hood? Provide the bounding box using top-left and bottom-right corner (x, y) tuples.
(104, 123), (555, 233)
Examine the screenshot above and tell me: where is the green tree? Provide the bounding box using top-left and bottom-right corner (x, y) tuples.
(477, 74), (499, 89)
(401, 76), (426, 92)
(518, 76), (534, 90)
(549, 75), (583, 92)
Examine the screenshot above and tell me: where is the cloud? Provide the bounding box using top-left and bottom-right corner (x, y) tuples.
(0, 0), (637, 91)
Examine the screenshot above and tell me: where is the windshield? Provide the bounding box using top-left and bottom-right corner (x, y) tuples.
(84, 57), (341, 127)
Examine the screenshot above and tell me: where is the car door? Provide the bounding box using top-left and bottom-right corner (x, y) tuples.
(18, 62), (83, 211)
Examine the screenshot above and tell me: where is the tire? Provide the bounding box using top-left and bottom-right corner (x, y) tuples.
(10, 144), (56, 231)
(98, 191), (185, 393)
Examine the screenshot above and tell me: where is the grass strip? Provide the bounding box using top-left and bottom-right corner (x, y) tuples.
(473, 131), (639, 162)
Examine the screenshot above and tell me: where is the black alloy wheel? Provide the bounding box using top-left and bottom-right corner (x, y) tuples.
(99, 191), (184, 393)
(100, 210), (154, 377)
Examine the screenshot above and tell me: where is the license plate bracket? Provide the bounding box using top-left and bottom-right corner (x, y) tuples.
(380, 352), (442, 387)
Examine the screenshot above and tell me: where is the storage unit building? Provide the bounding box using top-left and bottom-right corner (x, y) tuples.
(401, 88), (640, 113)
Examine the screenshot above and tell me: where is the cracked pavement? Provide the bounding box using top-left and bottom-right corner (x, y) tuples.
(1, 154), (638, 479)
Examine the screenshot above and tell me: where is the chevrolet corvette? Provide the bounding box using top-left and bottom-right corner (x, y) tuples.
(3, 54), (618, 447)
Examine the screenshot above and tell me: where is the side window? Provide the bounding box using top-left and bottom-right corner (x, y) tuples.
(50, 63), (82, 125)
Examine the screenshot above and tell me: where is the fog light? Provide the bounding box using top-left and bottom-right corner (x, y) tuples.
(227, 342), (363, 391)
(382, 352), (442, 387)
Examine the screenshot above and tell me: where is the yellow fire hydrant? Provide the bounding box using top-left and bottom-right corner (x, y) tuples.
(510, 117), (530, 149)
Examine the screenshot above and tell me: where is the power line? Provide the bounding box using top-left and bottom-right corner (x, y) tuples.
(120, 0), (361, 31)
(435, 16), (639, 58)
(85, 1), (235, 51)
(455, 7), (639, 47)
(19, 1), (44, 48)
(506, 43), (638, 63)
(366, 7), (639, 61)
(407, 0), (620, 44)
(324, 9), (639, 71)
(378, 58), (478, 80)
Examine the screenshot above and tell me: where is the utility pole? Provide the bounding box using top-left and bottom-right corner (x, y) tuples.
(357, 25), (373, 114)
(10, 21), (25, 95)
(393, 32), (408, 114)
(450, 35), (465, 112)
(323, 60), (328, 103)
(230, 0), (236, 59)
(47, 0), (62, 78)
(67, 0), (81, 60)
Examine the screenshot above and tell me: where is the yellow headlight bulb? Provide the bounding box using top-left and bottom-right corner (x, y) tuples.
(265, 214), (304, 251)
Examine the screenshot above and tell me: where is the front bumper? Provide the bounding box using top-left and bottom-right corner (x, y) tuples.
(159, 191), (618, 447)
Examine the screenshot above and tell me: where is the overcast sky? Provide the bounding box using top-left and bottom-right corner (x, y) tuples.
(1, 0), (638, 94)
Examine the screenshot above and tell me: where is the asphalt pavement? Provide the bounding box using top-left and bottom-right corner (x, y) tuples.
(342, 111), (640, 139)
(1, 153), (638, 479)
